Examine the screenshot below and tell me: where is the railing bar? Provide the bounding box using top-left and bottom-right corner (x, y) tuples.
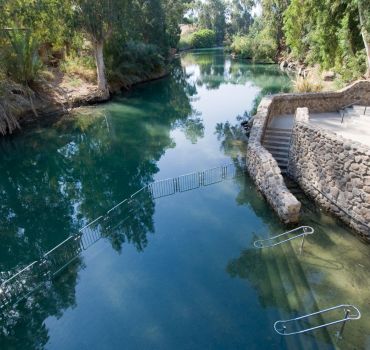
(1, 261), (38, 286)
(274, 304), (361, 336)
(79, 216), (104, 232)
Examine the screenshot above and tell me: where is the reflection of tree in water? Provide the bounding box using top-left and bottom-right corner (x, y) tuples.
(101, 189), (155, 253)
(195, 52), (226, 90)
(185, 50), (292, 116)
(215, 120), (247, 159)
(0, 259), (82, 349)
(0, 60), (203, 349)
(176, 113), (204, 144)
(0, 61), (201, 264)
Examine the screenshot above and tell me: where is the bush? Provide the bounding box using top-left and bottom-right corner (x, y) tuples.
(230, 35), (253, 58)
(178, 33), (193, 50)
(230, 33), (277, 63)
(230, 32), (277, 63)
(190, 29), (216, 49)
(253, 37), (277, 63)
(0, 30), (43, 85)
(335, 50), (367, 83)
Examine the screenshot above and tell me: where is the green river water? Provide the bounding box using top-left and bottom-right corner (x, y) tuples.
(0, 49), (370, 349)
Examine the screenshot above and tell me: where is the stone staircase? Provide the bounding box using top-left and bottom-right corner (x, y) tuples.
(263, 127), (292, 174)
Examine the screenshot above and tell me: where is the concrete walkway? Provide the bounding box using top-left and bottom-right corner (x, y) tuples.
(309, 111), (370, 147)
(267, 107), (370, 147)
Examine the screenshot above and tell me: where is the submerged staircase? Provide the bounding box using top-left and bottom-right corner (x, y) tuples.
(263, 127), (292, 174)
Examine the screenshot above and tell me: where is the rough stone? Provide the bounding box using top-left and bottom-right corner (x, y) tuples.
(287, 102), (370, 241)
(247, 80), (370, 239)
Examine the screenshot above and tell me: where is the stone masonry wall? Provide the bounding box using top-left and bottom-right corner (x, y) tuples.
(267, 80), (370, 119)
(246, 79), (370, 227)
(246, 98), (301, 223)
(288, 107), (370, 241)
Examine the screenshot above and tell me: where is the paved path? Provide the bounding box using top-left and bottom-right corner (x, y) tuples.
(267, 107), (370, 148)
(309, 111), (370, 147)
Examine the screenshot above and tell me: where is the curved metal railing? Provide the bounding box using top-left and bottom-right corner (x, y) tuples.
(253, 226), (314, 249)
(274, 304), (361, 336)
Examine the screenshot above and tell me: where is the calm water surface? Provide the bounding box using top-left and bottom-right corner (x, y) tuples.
(1, 49), (370, 349)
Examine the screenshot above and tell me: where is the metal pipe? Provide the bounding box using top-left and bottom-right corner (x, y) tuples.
(300, 234), (306, 255)
(338, 309), (350, 337)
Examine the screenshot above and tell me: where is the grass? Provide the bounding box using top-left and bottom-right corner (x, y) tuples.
(293, 75), (323, 93)
(60, 56), (96, 83)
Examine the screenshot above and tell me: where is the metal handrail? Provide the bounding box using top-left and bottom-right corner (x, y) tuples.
(274, 304), (361, 336)
(79, 215), (104, 232)
(253, 226), (314, 249)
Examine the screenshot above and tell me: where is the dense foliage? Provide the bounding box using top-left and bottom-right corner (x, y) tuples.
(190, 29), (216, 49)
(187, 0), (370, 79)
(0, 0), (191, 134)
(0, 0), (190, 91)
(284, 0), (370, 80)
(230, 18), (277, 62)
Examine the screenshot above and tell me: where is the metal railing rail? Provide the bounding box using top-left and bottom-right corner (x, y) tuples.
(253, 226), (314, 252)
(274, 304), (361, 336)
(1, 163), (244, 311)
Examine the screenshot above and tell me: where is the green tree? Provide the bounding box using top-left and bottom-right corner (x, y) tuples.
(284, 0), (368, 79)
(197, 0), (227, 45)
(260, 0), (290, 51)
(228, 0), (254, 36)
(358, 0), (370, 77)
(74, 0), (121, 96)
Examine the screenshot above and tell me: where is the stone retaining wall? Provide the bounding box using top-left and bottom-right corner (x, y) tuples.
(288, 107), (370, 241)
(246, 98), (301, 223)
(246, 79), (370, 227)
(267, 80), (370, 119)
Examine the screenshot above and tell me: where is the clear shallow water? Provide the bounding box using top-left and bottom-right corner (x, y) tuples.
(1, 49), (370, 349)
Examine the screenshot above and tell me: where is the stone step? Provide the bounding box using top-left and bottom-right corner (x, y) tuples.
(264, 144), (289, 153)
(263, 138), (290, 148)
(266, 127), (292, 133)
(264, 135), (291, 143)
(267, 148), (289, 159)
(274, 156), (289, 164)
(264, 131), (292, 138)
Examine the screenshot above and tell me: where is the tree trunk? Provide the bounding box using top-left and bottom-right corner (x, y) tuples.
(361, 32), (370, 78)
(358, 1), (370, 78)
(93, 40), (109, 98)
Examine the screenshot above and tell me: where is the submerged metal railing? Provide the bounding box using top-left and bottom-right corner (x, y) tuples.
(0, 163), (244, 311)
(274, 304), (361, 337)
(254, 226), (314, 254)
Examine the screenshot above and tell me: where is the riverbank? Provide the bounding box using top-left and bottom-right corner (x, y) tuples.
(0, 67), (169, 137)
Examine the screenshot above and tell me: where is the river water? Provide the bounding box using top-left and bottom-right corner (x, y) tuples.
(0, 49), (369, 349)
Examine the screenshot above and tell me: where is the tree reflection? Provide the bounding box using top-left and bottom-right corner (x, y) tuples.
(184, 50), (292, 101)
(0, 259), (82, 349)
(0, 60), (203, 349)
